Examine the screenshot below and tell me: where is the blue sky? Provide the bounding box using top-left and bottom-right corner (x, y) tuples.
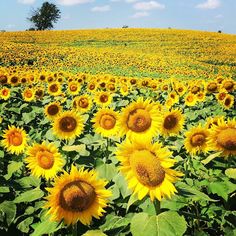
(0, 0), (235, 34)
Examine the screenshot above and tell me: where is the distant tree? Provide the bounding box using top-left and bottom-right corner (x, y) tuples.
(122, 25), (129, 29)
(28, 2), (61, 30)
(218, 30), (222, 33)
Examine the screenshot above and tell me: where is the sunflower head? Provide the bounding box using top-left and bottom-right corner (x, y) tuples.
(208, 118), (236, 157)
(159, 109), (185, 137)
(25, 141), (64, 180)
(53, 111), (84, 140)
(72, 95), (92, 113)
(45, 102), (62, 120)
(92, 108), (120, 137)
(1, 126), (28, 155)
(0, 87), (11, 100)
(45, 165), (112, 225)
(120, 98), (160, 140)
(22, 88), (35, 102)
(116, 139), (183, 201)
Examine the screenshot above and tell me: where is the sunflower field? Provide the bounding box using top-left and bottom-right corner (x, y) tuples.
(0, 29), (236, 236)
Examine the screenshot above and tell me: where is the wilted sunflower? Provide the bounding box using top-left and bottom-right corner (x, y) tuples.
(0, 87), (11, 100)
(159, 109), (184, 137)
(1, 126), (28, 155)
(119, 97), (160, 140)
(94, 91), (112, 107)
(208, 118), (236, 157)
(22, 88), (35, 102)
(72, 95), (92, 113)
(92, 108), (120, 137)
(45, 102), (62, 120)
(222, 79), (235, 92)
(25, 142), (64, 180)
(116, 139), (183, 201)
(184, 124), (210, 156)
(53, 111), (84, 140)
(221, 94), (234, 110)
(45, 165), (111, 225)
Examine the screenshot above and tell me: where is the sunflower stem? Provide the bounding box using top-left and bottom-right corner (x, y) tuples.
(72, 223), (77, 236)
(154, 199), (161, 215)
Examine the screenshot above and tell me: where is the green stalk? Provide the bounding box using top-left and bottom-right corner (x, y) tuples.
(154, 199), (161, 215)
(72, 223), (77, 236)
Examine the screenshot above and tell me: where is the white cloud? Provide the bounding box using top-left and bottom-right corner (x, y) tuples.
(215, 14), (223, 18)
(131, 11), (149, 18)
(134, 1), (165, 11)
(91, 5), (111, 12)
(18, 0), (36, 4)
(57, 0), (94, 6)
(196, 0), (221, 9)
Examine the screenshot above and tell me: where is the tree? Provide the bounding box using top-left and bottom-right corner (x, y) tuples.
(28, 2), (61, 30)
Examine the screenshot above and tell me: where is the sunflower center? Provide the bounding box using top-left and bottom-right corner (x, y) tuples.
(70, 84), (77, 92)
(163, 115), (177, 130)
(89, 84), (95, 90)
(100, 95), (108, 103)
(130, 150), (165, 187)
(224, 81), (234, 90)
(100, 114), (116, 130)
(217, 128), (236, 151)
(37, 151), (54, 169)
(49, 84), (59, 93)
(59, 116), (77, 132)
(59, 181), (96, 212)
(207, 83), (217, 92)
(2, 89), (9, 96)
(25, 91), (33, 98)
(8, 132), (23, 146)
(79, 98), (89, 108)
(224, 98), (231, 106)
(191, 86), (200, 94)
(190, 133), (206, 147)
(218, 93), (226, 100)
(48, 104), (59, 116)
(127, 109), (152, 132)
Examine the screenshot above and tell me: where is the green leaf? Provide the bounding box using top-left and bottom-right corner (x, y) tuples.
(22, 112), (36, 124)
(96, 163), (117, 181)
(100, 214), (130, 232)
(0, 149), (4, 158)
(45, 129), (55, 141)
(177, 182), (217, 202)
(0, 201), (16, 226)
(208, 181), (236, 201)
(4, 161), (24, 180)
(127, 194), (139, 212)
(0, 186), (10, 193)
(201, 152), (222, 165)
(131, 211), (187, 236)
(225, 168), (236, 179)
(31, 219), (60, 236)
(83, 230), (107, 236)
(16, 176), (40, 188)
(14, 188), (44, 203)
(17, 217), (34, 233)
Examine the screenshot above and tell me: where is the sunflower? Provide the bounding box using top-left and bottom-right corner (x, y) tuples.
(184, 93), (197, 106)
(205, 81), (218, 93)
(45, 165), (111, 225)
(92, 108), (120, 137)
(10, 76), (19, 86)
(222, 79), (235, 92)
(94, 91), (112, 107)
(116, 139), (183, 201)
(158, 109), (184, 137)
(53, 111), (84, 140)
(45, 102), (62, 120)
(168, 91), (179, 104)
(120, 85), (130, 96)
(0, 87), (10, 100)
(35, 87), (44, 100)
(22, 88), (35, 102)
(184, 124), (210, 156)
(87, 82), (97, 92)
(119, 97), (160, 140)
(72, 95), (92, 113)
(205, 116), (224, 129)
(221, 94), (234, 110)
(207, 118), (236, 157)
(48, 82), (61, 96)
(67, 82), (81, 96)
(196, 91), (206, 102)
(1, 126), (28, 155)
(216, 90), (228, 103)
(25, 142), (64, 180)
